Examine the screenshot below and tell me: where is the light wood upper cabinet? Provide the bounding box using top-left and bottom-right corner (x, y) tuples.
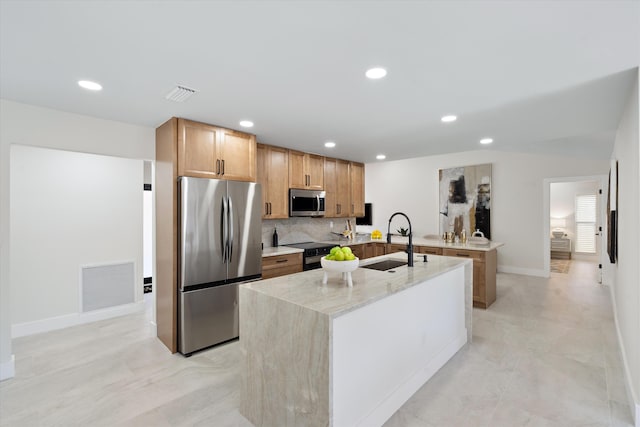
(218, 129), (256, 182)
(178, 119), (218, 178)
(257, 143), (289, 219)
(289, 150), (324, 190)
(349, 162), (365, 217)
(177, 118), (256, 182)
(324, 158), (350, 217)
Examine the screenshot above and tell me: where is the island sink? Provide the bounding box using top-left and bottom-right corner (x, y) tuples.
(361, 259), (407, 271)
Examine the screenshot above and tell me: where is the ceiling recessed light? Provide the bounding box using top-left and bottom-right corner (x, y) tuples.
(376, 154), (386, 160)
(441, 115), (457, 123)
(239, 120), (254, 128)
(365, 67), (387, 79)
(324, 141), (336, 148)
(78, 80), (102, 91)
(480, 138), (494, 145)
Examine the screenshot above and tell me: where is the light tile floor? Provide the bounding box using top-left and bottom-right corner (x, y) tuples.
(0, 261), (634, 426)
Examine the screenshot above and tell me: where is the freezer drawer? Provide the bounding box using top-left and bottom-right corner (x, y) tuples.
(179, 283), (238, 355)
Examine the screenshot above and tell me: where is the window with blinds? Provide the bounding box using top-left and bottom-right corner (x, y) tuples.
(575, 194), (597, 253)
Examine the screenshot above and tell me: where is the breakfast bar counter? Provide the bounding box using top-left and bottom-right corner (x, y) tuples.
(239, 252), (472, 427)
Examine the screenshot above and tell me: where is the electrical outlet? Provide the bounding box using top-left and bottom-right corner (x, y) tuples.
(329, 221), (333, 228)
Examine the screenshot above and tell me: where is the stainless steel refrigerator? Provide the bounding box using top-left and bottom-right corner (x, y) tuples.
(178, 177), (262, 355)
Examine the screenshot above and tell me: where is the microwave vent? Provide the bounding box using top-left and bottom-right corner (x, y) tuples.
(165, 85), (198, 102)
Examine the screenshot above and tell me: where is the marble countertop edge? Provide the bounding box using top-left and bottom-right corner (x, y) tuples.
(242, 252), (472, 318)
(262, 246), (304, 257)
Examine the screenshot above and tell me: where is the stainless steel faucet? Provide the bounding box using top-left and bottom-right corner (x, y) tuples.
(387, 212), (414, 267)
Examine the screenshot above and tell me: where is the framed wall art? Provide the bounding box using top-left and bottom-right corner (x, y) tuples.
(439, 163), (492, 239)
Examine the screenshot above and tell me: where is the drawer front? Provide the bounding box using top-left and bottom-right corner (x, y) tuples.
(415, 246), (443, 255)
(388, 243), (408, 253)
(262, 253), (303, 270)
(550, 239), (570, 251)
(442, 248), (484, 261)
(262, 264), (303, 280)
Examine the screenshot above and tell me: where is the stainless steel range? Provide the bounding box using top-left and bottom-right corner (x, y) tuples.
(283, 242), (335, 270)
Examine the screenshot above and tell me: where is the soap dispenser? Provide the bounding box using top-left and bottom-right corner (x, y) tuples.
(272, 227), (279, 247)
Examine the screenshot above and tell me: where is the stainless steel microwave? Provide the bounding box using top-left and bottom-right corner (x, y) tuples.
(289, 189), (326, 217)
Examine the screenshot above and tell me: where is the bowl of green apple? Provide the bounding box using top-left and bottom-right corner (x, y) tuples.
(321, 246), (359, 273)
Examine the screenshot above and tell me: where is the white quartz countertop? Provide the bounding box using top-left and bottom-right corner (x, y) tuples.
(261, 246), (304, 257)
(241, 252), (471, 318)
(325, 236), (504, 252)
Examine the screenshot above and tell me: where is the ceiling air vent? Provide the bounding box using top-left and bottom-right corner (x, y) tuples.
(165, 85), (198, 102)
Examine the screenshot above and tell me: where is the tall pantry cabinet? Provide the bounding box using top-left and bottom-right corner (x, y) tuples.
(155, 117), (257, 352)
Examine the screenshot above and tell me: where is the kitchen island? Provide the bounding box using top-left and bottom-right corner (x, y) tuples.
(239, 252), (472, 427)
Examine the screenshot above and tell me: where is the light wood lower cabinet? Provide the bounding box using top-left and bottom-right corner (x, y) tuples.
(382, 243), (496, 308)
(349, 243), (365, 260)
(415, 246), (443, 255)
(387, 243), (408, 254)
(345, 242), (386, 260)
(364, 242), (386, 259)
(442, 248), (496, 309)
(262, 253), (303, 280)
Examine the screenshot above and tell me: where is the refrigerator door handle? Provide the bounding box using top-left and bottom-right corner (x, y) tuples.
(221, 196), (228, 263)
(228, 196), (234, 263)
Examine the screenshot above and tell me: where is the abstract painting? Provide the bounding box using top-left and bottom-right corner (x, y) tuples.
(439, 164), (492, 239)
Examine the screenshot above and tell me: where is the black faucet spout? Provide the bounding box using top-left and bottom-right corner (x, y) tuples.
(387, 212), (414, 267)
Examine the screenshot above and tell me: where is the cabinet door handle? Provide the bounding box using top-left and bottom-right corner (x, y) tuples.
(269, 202), (272, 215)
(265, 203), (269, 215)
(351, 204), (354, 214)
(456, 253), (470, 257)
(337, 204), (340, 214)
(221, 159), (225, 175)
(276, 259), (288, 263)
(216, 159), (220, 174)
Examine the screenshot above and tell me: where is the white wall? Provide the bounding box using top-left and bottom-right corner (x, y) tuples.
(550, 180), (600, 257)
(606, 70), (640, 425)
(365, 150), (609, 276)
(10, 145), (143, 324)
(0, 99), (155, 380)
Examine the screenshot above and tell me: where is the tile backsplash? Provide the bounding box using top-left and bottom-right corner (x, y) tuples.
(262, 217), (356, 247)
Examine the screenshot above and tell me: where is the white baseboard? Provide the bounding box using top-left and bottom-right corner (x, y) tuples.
(149, 320), (157, 337)
(608, 285), (640, 427)
(497, 265), (547, 277)
(0, 354), (15, 381)
(12, 301), (145, 338)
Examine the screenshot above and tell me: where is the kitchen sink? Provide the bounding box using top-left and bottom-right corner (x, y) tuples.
(360, 260), (407, 271)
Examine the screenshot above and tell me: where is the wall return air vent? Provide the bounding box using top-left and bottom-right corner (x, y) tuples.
(165, 85), (198, 102)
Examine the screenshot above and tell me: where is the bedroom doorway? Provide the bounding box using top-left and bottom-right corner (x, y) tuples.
(543, 175), (607, 282)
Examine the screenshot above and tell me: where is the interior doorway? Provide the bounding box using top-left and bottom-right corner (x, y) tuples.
(543, 175), (607, 281)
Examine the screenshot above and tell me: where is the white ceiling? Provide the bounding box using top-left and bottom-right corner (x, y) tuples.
(1, 1), (638, 163)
